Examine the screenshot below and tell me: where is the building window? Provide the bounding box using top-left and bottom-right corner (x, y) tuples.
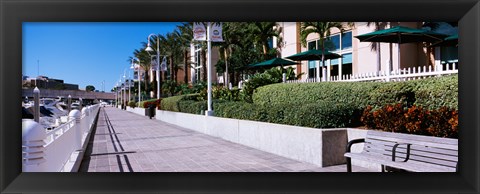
(308, 41), (316, 50)
(341, 31), (352, 50)
(440, 46), (458, 64)
(195, 50), (201, 82)
(342, 53), (352, 64)
(327, 34), (341, 51)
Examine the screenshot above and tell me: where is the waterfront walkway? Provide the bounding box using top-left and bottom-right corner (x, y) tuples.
(79, 107), (372, 172)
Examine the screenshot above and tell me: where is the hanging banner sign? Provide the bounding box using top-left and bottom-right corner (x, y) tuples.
(193, 22), (207, 41)
(161, 56), (168, 72)
(210, 23), (224, 42)
(151, 56), (159, 71)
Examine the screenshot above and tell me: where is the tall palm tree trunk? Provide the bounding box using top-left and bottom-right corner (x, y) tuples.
(263, 44), (268, 59)
(170, 56), (174, 81)
(153, 71), (157, 99)
(224, 49), (229, 88)
(184, 49), (189, 84)
(144, 72), (149, 98)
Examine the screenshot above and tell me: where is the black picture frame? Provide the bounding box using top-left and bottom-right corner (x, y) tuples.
(1, 0), (479, 193)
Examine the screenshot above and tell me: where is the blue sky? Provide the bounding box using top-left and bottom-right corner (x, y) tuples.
(23, 22), (180, 91)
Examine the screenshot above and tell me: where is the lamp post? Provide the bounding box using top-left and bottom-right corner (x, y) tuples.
(206, 22), (213, 116)
(118, 79), (122, 108)
(128, 69), (131, 105)
(145, 34), (160, 99)
(123, 71), (127, 110)
(115, 82), (119, 108)
(131, 58), (141, 107)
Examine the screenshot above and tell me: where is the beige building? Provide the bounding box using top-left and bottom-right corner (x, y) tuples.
(277, 22), (458, 81)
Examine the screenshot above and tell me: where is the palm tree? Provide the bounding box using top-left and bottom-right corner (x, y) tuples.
(218, 22), (242, 87)
(300, 22), (353, 81)
(251, 22), (282, 60)
(177, 22), (194, 84)
(166, 30), (184, 82)
(132, 48), (151, 96)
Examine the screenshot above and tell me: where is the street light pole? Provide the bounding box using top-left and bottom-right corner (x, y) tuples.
(146, 34), (161, 99)
(206, 22), (213, 116)
(128, 71), (131, 104)
(132, 58), (142, 106)
(115, 82), (119, 108)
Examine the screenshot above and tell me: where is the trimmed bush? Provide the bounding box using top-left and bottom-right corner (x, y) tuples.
(361, 103), (458, 138)
(253, 75), (458, 110)
(214, 100), (361, 128)
(214, 101), (260, 120)
(140, 99), (162, 109)
(128, 101), (136, 108)
(160, 94), (200, 112)
(140, 99), (157, 108)
(178, 100), (207, 115)
(253, 82), (379, 110)
(411, 75), (458, 110)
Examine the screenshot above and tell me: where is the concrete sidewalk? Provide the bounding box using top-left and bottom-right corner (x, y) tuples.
(79, 107), (372, 172)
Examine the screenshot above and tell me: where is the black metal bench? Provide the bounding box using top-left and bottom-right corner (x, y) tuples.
(344, 130), (458, 172)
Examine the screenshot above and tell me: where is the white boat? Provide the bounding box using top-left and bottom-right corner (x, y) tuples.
(22, 96), (70, 130)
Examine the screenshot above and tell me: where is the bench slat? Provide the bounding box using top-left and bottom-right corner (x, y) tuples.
(365, 139), (458, 156)
(365, 143), (458, 161)
(346, 130), (458, 172)
(345, 152), (456, 172)
(367, 130), (458, 145)
(367, 135), (457, 150)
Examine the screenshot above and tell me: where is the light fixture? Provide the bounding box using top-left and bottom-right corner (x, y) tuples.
(145, 42), (154, 52)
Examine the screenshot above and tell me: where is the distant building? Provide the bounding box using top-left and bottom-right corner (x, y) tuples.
(22, 75), (79, 90)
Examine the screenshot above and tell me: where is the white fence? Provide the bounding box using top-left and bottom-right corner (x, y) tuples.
(22, 104), (100, 172)
(286, 63), (458, 83)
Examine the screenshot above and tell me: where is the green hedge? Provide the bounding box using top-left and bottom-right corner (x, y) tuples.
(214, 100), (362, 128)
(254, 75), (458, 110)
(160, 94), (200, 112)
(159, 75), (457, 130)
(410, 75), (458, 110)
(214, 101), (259, 120)
(178, 100), (207, 114)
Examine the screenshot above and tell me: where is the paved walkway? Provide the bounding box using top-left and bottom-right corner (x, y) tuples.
(79, 107), (372, 172)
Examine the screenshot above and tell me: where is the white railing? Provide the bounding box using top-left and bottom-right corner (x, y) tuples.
(44, 118), (75, 146)
(286, 63), (458, 83)
(22, 104), (100, 172)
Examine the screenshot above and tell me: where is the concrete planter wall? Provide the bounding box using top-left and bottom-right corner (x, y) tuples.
(127, 107), (146, 116)
(154, 110), (355, 167)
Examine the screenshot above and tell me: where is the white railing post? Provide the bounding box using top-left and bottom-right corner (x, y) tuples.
(88, 106), (94, 127)
(69, 110), (82, 150)
(81, 107), (89, 134)
(22, 119), (46, 172)
(386, 59), (391, 82)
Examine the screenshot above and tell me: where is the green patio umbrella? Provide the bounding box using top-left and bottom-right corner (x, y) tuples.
(286, 49), (341, 81)
(247, 57), (298, 69)
(286, 49), (341, 61)
(355, 26), (449, 71)
(429, 33), (458, 47)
